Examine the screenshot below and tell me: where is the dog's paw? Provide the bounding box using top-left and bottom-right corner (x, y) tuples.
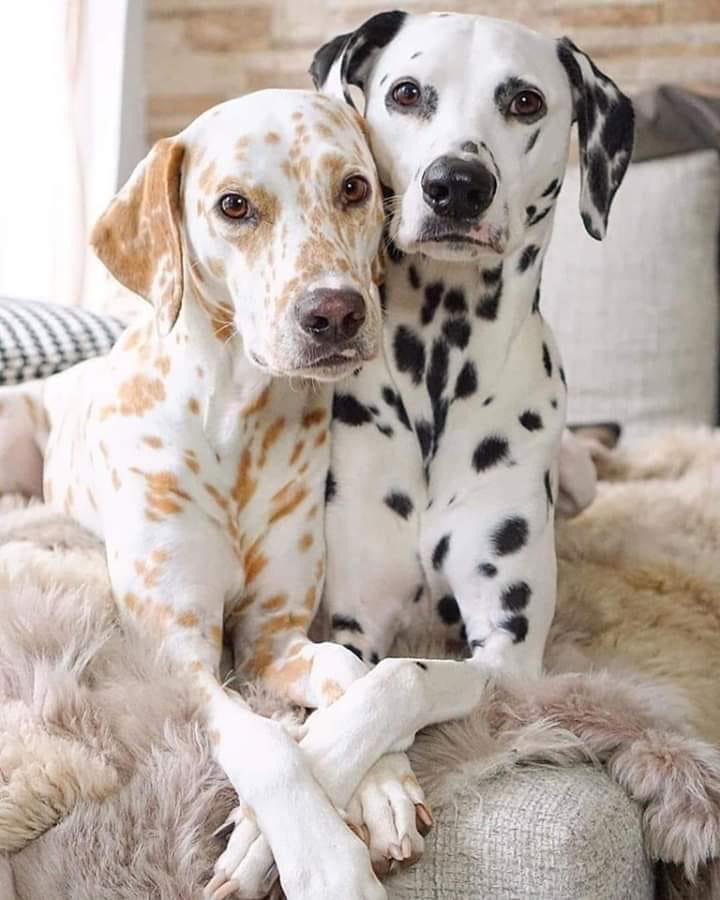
(205, 805), (276, 900)
(347, 752), (431, 875)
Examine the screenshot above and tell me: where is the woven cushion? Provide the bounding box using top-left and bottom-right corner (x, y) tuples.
(0, 299), (124, 385)
(542, 150), (720, 435)
(387, 766), (652, 900)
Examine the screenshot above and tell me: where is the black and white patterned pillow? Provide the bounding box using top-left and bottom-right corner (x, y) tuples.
(0, 298), (126, 385)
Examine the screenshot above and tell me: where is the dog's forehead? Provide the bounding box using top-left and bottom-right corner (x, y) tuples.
(184, 90), (370, 180)
(378, 14), (562, 88)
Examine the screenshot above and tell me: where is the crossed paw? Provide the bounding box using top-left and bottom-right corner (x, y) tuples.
(205, 753), (431, 899)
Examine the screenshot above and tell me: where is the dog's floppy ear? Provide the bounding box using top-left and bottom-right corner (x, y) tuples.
(556, 38), (634, 240)
(91, 138), (186, 336)
(310, 10), (407, 107)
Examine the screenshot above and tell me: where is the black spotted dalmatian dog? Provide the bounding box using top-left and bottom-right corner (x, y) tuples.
(312, 11), (634, 679)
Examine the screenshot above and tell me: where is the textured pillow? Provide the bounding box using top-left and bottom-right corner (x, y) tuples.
(542, 150), (720, 435)
(0, 299), (125, 385)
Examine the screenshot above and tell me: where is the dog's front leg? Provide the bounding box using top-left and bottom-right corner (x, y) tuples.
(101, 509), (383, 900)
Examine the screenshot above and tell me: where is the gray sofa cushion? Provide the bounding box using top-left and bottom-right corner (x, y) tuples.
(387, 766), (652, 900)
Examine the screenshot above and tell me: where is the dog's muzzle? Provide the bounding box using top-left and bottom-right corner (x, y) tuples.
(421, 156), (497, 221)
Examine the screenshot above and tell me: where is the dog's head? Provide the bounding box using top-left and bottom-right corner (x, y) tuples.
(92, 90), (385, 381)
(311, 12), (634, 262)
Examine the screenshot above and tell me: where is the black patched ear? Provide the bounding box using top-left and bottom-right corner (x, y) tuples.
(557, 37), (634, 240)
(310, 11), (407, 108)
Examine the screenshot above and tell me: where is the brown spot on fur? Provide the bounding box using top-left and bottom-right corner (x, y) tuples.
(112, 469), (121, 491)
(302, 408), (325, 428)
(259, 417), (285, 467)
(207, 257), (225, 278)
(204, 482), (228, 509)
(177, 611), (200, 628)
(209, 625), (223, 648)
(269, 483), (309, 524)
(117, 375), (166, 417)
(289, 440), (305, 466)
(188, 396), (200, 415)
(265, 132), (281, 145)
(298, 532), (314, 552)
(244, 537), (268, 584)
(142, 435), (164, 449)
(304, 585), (317, 611)
(231, 447), (257, 511)
(242, 387), (270, 417)
(314, 430), (327, 447)
(184, 450), (200, 474)
(153, 355), (171, 376)
(262, 593), (288, 612)
(322, 680), (345, 704)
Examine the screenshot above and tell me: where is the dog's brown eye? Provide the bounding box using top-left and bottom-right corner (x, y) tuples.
(509, 90), (545, 118)
(342, 175), (370, 206)
(392, 80), (421, 107)
(219, 193), (249, 220)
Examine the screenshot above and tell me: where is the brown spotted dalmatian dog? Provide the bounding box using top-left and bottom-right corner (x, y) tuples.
(0, 90), (457, 900)
(310, 12), (634, 673)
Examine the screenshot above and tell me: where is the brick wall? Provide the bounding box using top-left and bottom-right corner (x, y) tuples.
(147, 0), (720, 143)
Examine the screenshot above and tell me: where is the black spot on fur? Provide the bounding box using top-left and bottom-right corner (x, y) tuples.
(476, 288), (501, 320)
(503, 614), (528, 643)
(528, 205), (553, 228)
(483, 264), (503, 285)
(559, 366), (567, 388)
(415, 661), (428, 670)
(479, 562), (498, 577)
(544, 469), (554, 507)
(413, 585), (423, 604)
(376, 423), (394, 438)
(483, 396), (494, 406)
(519, 410), (543, 431)
(525, 128), (540, 153)
(370, 651), (380, 665)
(344, 643), (364, 660)
(518, 244), (540, 273)
(501, 581), (531, 612)
(470, 638), (485, 650)
(542, 342), (552, 377)
(437, 594), (461, 625)
(442, 317), (471, 349)
(384, 491), (414, 519)
(427, 339), (450, 449)
(415, 419), (433, 461)
(492, 516), (529, 556)
(333, 392), (372, 427)
(444, 289), (467, 314)
(394, 326), (426, 385)
(550, 398), (558, 409)
(420, 282), (443, 325)
(542, 178), (559, 197)
(382, 385), (412, 430)
(408, 264), (421, 290)
(526, 204), (536, 220)
(532, 287), (541, 313)
(325, 470), (337, 502)
(332, 614), (364, 634)
(472, 435), (509, 472)
(432, 533), (451, 570)
(454, 360), (477, 399)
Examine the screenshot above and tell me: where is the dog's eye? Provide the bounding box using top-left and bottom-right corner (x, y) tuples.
(509, 90), (545, 119)
(341, 175), (370, 206)
(218, 193), (249, 220)
(391, 80), (421, 107)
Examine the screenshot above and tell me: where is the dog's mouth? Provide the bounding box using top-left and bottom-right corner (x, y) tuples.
(415, 220), (507, 255)
(292, 344), (371, 381)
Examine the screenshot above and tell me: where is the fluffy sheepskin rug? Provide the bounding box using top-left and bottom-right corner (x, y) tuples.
(1, 428), (719, 899)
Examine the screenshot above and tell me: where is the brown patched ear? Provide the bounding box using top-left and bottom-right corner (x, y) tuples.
(91, 138), (186, 336)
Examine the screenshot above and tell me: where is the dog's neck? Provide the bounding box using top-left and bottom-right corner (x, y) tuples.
(384, 215), (554, 388)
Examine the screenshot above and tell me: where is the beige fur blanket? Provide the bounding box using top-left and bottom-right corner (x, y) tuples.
(1, 428), (719, 899)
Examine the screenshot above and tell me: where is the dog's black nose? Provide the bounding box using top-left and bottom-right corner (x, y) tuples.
(421, 156), (497, 220)
(296, 289), (366, 343)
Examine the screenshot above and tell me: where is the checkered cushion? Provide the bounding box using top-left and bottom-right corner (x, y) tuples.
(0, 299), (125, 385)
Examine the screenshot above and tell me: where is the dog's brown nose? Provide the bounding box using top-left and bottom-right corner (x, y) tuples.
(296, 289), (366, 343)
